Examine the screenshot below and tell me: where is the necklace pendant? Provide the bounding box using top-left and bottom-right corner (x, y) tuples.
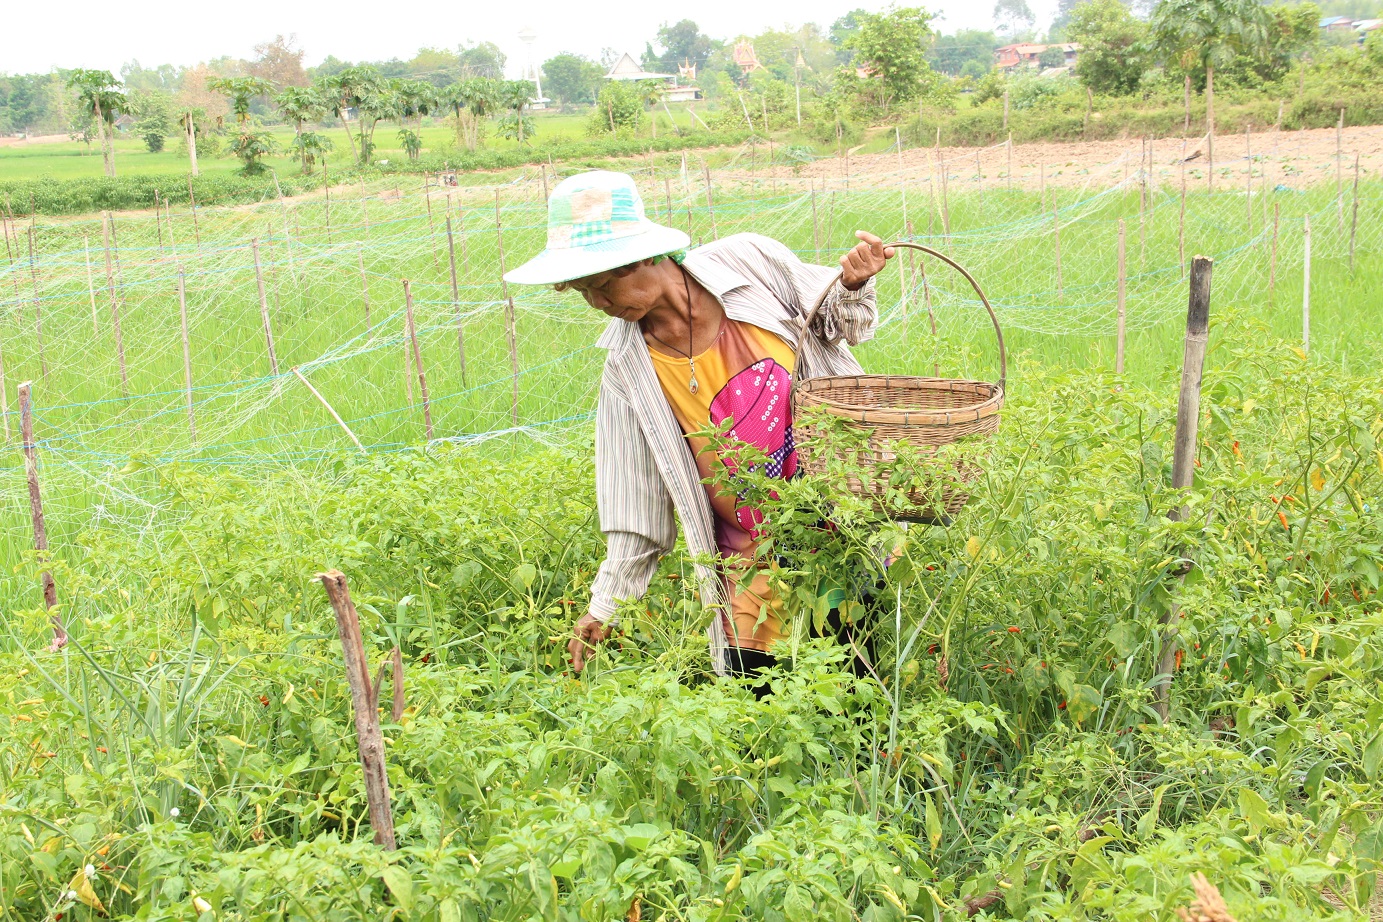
(689, 374), (699, 394)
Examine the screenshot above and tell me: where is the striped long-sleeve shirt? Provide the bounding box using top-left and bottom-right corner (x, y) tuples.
(589, 232), (879, 673)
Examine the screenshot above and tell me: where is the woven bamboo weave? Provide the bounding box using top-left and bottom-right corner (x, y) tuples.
(792, 243), (1006, 521)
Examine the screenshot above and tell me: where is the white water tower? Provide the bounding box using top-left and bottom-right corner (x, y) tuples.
(518, 26), (549, 109)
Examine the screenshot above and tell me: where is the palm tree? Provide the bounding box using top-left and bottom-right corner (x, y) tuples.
(443, 78), (501, 151)
(1150, 0), (1269, 190)
(66, 69), (126, 178)
(276, 86), (328, 172)
(207, 76), (277, 127)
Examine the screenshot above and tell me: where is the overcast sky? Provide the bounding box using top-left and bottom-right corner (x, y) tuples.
(7, 0), (1058, 77)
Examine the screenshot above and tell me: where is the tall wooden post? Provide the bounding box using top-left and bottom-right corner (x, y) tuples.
(402, 279), (432, 440)
(83, 238), (100, 336)
(100, 215), (128, 397)
(177, 267), (196, 443)
(444, 216), (468, 389)
(1116, 219), (1127, 375)
(494, 193), (520, 427)
(1302, 215), (1311, 354)
(26, 227), (46, 379)
(318, 571), (396, 850)
(252, 239), (280, 376)
(185, 175), (202, 250)
(663, 177), (672, 226)
(1153, 255), (1213, 722)
(19, 382), (65, 651)
(423, 185), (440, 270)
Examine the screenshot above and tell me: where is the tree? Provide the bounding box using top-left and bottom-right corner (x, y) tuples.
(496, 80), (535, 144)
(1070, 0), (1148, 94)
(292, 131), (333, 171)
(542, 54), (604, 105)
(1260, 3), (1321, 80)
(120, 60), (183, 93)
(249, 35), (309, 89)
(1150, 0), (1270, 180)
(1038, 47), (1068, 68)
(929, 29), (1001, 76)
(457, 42), (507, 78)
(829, 9), (869, 64)
(66, 69), (126, 177)
(588, 81), (646, 136)
(129, 90), (175, 152)
(319, 66), (390, 164)
(228, 130), (277, 174)
(207, 76), (277, 126)
(441, 77), (501, 150)
(648, 20), (716, 72)
(994, 0), (1038, 40)
(843, 7), (938, 108)
(276, 85), (329, 172)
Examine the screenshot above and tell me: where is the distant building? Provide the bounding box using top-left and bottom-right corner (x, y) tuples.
(604, 52), (702, 101)
(1355, 18), (1382, 33)
(732, 41), (765, 75)
(995, 42), (1079, 69)
(1320, 16), (1355, 31)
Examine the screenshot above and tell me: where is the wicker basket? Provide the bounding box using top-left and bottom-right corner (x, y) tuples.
(792, 243), (1006, 523)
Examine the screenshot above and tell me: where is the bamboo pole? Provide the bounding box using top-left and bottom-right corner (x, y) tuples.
(1053, 207), (1063, 301)
(101, 214), (128, 396)
(1116, 219), (1127, 375)
(26, 227), (45, 379)
(19, 381), (65, 651)
(187, 174), (201, 249)
(423, 183), (440, 270)
(2, 211), (20, 304)
(177, 267), (196, 443)
(1152, 254), (1213, 722)
(292, 367), (365, 454)
(83, 236), (99, 337)
(494, 192), (520, 427)
(154, 189), (165, 252)
(317, 570), (396, 850)
(1302, 215), (1311, 354)
(252, 239), (280, 376)
(402, 279), (432, 440)
(445, 215), (467, 386)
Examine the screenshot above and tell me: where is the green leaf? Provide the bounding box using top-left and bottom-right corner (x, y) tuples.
(784, 883), (813, 920)
(1237, 787), (1271, 832)
(623, 823), (661, 851)
(439, 898), (461, 922)
(1106, 622), (1139, 659)
(550, 856), (581, 878)
(510, 563), (537, 591)
(1066, 684), (1102, 727)
(1363, 731), (1383, 782)
(925, 794), (943, 852)
(382, 865), (413, 911)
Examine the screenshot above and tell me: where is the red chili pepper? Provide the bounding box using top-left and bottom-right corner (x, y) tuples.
(259, 695), (270, 707)
(1007, 626), (1020, 633)
(1058, 701), (1067, 710)
(1277, 511), (1289, 530)
(1174, 649), (1184, 671)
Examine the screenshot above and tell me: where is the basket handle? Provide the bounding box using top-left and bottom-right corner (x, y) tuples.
(794, 241), (1007, 394)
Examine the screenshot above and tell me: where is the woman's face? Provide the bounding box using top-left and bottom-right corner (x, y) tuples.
(559, 260), (660, 322)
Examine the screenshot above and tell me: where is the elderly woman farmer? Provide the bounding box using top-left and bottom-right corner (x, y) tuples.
(504, 170), (894, 683)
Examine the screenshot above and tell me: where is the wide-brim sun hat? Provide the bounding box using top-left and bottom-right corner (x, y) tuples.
(503, 170), (691, 286)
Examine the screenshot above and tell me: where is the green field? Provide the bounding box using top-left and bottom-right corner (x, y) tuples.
(0, 145), (1380, 919)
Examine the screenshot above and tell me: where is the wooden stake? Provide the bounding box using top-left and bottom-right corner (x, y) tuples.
(423, 184), (440, 270)
(1053, 207), (1063, 301)
(252, 239), (280, 376)
(402, 279), (432, 440)
(541, 164), (549, 203)
(896, 126), (907, 234)
(165, 199), (178, 255)
(177, 268), (195, 443)
(101, 214), (128, 396)
(663, 177), (672, 225)
(1116, 219), (1126, 375)
(494, 193), (520, 427)
(1302, 215), (1311, 354)
(154, 189), (165, 252)
(83, 236), (99, 337)
(19, 381), (65, 650)
(445, 215), (467, 386)
(292, 367), (365, 454)
(26, 227), (46, 379)
(357, 246), (371, 327)
(324, 164), (333, 243)
(1153, 255), (1213, 722)
(317, 571), (396, 850)
(187, 174), (201, 249)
